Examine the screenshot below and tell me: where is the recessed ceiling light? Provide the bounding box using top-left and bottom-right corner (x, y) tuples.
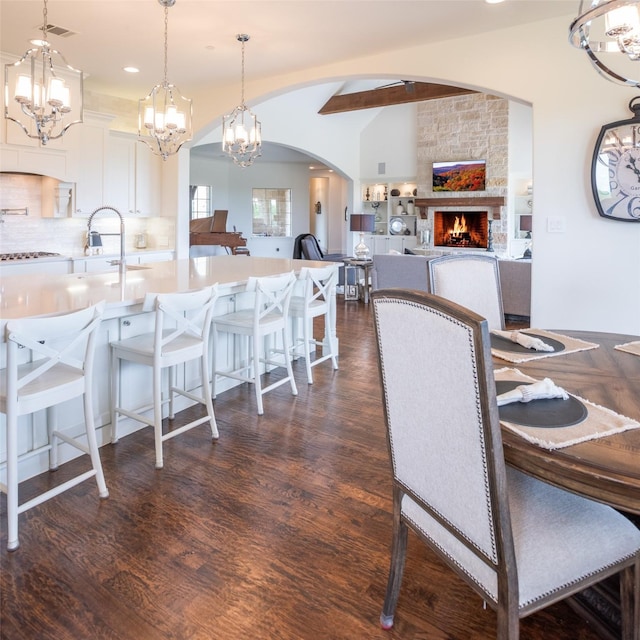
(123, 66), (139, 73)
(485, 0), (505, 4)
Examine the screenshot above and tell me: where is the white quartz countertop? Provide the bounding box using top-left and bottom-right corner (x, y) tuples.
(0, 255), (329, 322)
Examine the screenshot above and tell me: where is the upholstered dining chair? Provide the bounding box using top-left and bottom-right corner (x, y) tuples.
(110, 285), (219, 469)
(211, 272), (298, 416)
(428, 253), (505, 331)
(371, 288), (640, 639)
(0, 302), (109, 551)
(289, 264), (339, 384)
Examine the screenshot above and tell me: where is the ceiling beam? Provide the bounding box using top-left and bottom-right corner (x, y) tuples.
(318, 82), (476, 115)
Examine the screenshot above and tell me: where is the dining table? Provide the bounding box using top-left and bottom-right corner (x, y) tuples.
(494, 329), (639, 516)
(492, 328), (640, 640)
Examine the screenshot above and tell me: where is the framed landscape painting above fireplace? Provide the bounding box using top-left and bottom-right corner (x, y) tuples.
(432, 160), (486, 192)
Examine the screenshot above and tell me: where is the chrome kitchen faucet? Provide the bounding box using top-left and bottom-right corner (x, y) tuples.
(86, 206), (125, 268)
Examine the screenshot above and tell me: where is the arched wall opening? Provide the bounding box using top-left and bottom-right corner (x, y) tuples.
(189, 76), (532, 259)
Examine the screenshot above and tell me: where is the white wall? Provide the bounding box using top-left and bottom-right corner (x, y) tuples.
(508, 101), (533, 258)
(188, 14), (639, 334)
(360, 102), (418, 181)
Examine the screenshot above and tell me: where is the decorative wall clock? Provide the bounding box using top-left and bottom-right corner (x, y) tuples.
(592, 97), (640, 222)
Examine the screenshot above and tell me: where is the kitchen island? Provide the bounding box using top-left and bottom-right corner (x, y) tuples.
(0, 255), (338, 481)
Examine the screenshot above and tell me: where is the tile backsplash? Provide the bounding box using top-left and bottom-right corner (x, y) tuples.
(0, 214), (175, 257)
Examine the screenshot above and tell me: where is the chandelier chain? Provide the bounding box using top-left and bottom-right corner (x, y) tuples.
(241, 37), (246, 106)
(163, 3), (169, 84)
(42, 0), (48, 41)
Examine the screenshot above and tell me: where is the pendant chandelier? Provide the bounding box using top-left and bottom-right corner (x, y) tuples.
(138, 0), (192, 161)
(222, 34), (262, 168)
(3, 0), (83, 145)
(570, 0), (640, 87)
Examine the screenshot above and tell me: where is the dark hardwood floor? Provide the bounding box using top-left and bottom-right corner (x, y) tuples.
(1, 300), (603, 639)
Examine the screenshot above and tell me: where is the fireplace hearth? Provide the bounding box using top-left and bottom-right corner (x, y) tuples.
(434, 211), (488, 248)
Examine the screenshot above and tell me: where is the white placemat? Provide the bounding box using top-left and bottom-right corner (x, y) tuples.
(491, 329), (599, 364)
(494, 367), (640, 450)
(615, 341), (640, 357)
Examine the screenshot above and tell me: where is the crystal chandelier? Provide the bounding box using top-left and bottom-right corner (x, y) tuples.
(569, 0), (640, 87)
(139, 0), (192, 161)
(222, 34), (262, 168)
(3, 0), (83, 145)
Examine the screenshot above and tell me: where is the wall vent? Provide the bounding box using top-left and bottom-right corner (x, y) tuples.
(37, 23), (76, 37)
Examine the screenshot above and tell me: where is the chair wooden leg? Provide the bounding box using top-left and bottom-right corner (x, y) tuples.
(153, 363), (164, 469)
(283, 326), (298, 397)
(211, 328), (218, 401)
(6, 414), (19, 551)
(327, 309), (339, 371)
(168, 365), (176, 420)
(200, 353), (219, 439)
(110, 349), (120, 444)
(380, 508), (409, 630)
(496, 594), (520, 640)
(620, 563), (640, 640)
(83, 387), (108, 499)
(47, 405), (59, 470)
(253, 332), (264, 416)
(303, 317), (313, 384)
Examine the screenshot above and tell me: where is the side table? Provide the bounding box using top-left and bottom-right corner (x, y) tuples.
(343, 258), (374, 303)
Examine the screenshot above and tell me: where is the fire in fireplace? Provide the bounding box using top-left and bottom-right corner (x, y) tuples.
(434, 211), (488, 248)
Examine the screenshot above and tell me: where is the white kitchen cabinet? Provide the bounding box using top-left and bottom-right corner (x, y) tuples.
(366, 234), (418, 256)
(136, 251), (174, 264)
(106, 132), (161, 216)
(0, 258), (72, 277)
(72, 251), (174, 273)
(69, 113), (113, 216)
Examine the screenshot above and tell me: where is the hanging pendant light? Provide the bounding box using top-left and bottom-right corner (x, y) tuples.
(569, 0), (640, 87)
(222, 34), (262, 168)
(138, 0), (192, 161)
(3, 0), (83, 145)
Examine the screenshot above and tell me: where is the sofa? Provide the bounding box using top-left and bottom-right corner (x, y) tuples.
(497, 259), (531, 318)
(371, 254), (433, 292)
(371, 253), (531, 320)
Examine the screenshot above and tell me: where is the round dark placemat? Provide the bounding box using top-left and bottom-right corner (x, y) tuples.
(496, 380), (588, 428)
(490, 332), (565, 354)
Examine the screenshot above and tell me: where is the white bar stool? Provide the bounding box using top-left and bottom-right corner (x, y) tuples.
(212, 272), (298, 416)
(110, 285), (219, 469)
(289, 265), (339, 384)
(0, 302), (109, 551)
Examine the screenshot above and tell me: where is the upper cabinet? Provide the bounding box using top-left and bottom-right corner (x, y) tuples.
(106, 132), (161, 217)
(61, 111), (114, 215)
(73, 121), (109, 215)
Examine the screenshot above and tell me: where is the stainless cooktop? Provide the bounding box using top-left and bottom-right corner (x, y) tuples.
(0, 251), (62, 261)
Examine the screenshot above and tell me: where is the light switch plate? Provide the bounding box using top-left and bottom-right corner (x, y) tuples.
(547, 217), (566, 233)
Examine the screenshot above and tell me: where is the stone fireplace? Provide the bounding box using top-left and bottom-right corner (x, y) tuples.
(415, 196), (505, 253)
(415, 94), (512, 256)
(434, 211), (488, 248)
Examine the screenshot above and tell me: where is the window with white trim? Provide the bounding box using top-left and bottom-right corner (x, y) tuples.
(252, 188), (291, 237)
(190, 185), (212, 220)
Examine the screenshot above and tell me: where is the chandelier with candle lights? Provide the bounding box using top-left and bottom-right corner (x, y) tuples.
(222, 34), (262, 168)
(570, 0), (640, 87)
(138, 0), (192, 161)
(3, 0), (83, 145)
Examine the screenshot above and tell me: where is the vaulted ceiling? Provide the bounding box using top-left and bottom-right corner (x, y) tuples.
(0, 1), (577, 102)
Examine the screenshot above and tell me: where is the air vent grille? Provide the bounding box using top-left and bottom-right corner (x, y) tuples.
(38, 23), (76, 37)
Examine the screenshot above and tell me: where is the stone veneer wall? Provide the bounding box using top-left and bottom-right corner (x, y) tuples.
(416, 93), (509, 254)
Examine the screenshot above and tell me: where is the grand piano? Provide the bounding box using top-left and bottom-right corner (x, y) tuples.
(189, 210), (249, 255)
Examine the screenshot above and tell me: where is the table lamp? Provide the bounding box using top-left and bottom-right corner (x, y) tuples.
(350, 214), (376, 260)
(519, 214), (532, 238)
(520, 214), (532, 258)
